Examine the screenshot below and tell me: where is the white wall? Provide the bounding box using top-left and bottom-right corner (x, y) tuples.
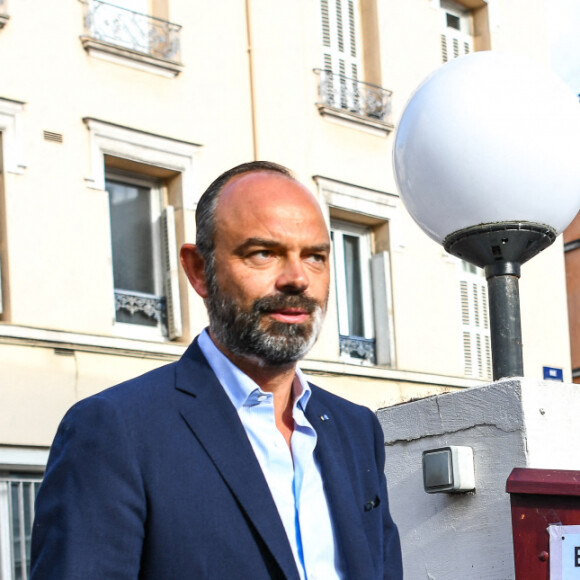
(377, 379), (580, 579)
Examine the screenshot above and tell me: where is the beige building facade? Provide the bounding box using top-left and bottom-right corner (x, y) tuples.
(0, 0), (570, 576)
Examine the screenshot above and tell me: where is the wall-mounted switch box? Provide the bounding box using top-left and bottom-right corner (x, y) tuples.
(422, 446), (475, 493)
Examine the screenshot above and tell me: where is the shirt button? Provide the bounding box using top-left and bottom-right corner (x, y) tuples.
(257, 394), (268, 402)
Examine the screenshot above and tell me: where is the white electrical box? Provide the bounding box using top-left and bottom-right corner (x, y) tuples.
(422, 446), (475, 493)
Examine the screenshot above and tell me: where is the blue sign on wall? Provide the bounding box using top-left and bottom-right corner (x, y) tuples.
(543, 366), (564, 382)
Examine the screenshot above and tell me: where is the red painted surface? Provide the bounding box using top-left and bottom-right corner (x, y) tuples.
(507, 468), (580, 580)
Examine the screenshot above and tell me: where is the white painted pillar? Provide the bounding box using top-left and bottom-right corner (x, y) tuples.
(377, 378), (580, 579)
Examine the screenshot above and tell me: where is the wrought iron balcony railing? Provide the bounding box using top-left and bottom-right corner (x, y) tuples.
(82, 0), (181, 62)
(115, 287), (167, 321)
(314, 68), (393, 126)
(339, 335), (376, 364)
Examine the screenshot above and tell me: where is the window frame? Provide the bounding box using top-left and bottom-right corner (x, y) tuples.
(316, 176), (399, 367)
(0, 447), (48, 580)
(106, 170), (168, 340)
(0, 98), (26, 175)
(83, 118), (200, 210)
(84, 118), (200, 341)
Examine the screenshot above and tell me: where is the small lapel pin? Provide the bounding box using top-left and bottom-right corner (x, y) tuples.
(320, 414), (330, 421)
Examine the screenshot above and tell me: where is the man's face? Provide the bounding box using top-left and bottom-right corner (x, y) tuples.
(205, 171), (331, 367)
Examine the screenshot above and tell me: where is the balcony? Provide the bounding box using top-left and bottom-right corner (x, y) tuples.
(80, 0), (183, 77)
(314, 69), (393, 134)
(0, 0), (9, 29)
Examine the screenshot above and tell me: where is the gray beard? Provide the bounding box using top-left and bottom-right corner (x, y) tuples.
(204, 267), (325, 366)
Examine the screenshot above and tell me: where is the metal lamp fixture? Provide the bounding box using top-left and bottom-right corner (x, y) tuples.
(393, 51), (580, 380)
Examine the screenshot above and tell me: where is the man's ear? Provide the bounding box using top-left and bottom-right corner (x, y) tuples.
(180, 244), (209, 298)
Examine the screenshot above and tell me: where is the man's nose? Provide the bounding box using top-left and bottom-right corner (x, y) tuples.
(276, 256), (309, 294)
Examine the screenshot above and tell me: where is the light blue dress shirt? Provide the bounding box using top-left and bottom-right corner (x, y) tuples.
(198, 330), (343, 580)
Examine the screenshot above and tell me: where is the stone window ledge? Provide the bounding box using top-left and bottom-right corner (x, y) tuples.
(81, 37), (183, 78)
(317, 104), (394, 136)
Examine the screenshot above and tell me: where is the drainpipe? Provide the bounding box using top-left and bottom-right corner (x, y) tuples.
(244, 0), (258, 160)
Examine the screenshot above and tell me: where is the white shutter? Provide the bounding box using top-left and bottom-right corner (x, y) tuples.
(160, 206), (182, 340)
(440, 1), (473, 63)
(459, 267), (491, 380)
(0, 258), (3, 315)
(320, 0), (361, 109)
(371, 251), (395, 366)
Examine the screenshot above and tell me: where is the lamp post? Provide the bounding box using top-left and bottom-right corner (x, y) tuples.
(393, 51), (580, 380)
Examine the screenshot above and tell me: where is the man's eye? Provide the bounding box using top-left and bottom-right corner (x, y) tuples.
(249, 250), (273, 260)
(306, 253), (326, 264)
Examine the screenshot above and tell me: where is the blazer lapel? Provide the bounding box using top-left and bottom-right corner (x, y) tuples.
(175, 342), (300, 580)
(306, 395), (376, 579)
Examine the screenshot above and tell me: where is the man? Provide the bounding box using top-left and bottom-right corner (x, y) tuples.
(31, 161), (403, 579)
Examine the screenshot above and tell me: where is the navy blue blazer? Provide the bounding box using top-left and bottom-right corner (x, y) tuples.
(31, 340), (402, 579)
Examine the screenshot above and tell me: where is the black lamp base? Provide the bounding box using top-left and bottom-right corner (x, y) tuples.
(443, 222), (556, 277)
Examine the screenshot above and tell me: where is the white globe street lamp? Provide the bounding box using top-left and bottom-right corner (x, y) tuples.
(393, 51), (580, 380)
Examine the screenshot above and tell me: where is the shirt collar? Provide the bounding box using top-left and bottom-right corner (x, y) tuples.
(197, 328), (311, 411)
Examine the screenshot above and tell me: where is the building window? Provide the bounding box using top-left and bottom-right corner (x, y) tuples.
(0, 475), (41, 580)
(106, 172), (180, 338)
(84, 118), (202, 341)
(458, 260), (491, 380)
(315, 0), (393, 131)
(332, 221), (375, 362)
(0, 447), (47, 580)
(316, 176), (398, 367)
(331, 220), (394, 366)
(80, 0), (183, 77)
(0, 98), (26, 320)
(0, 98), (26, 176)
(440, 0), (473, 62)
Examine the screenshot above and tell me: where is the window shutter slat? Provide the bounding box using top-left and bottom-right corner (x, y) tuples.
(463, 331), (473, 376)
(348, 0), (357, 58)
(460, 281), (469, 325)
(321, 0), (331, 48)
(336, 0), (344, 53)
(441, 34), (448, 62)
(453, 38), (459, 58)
